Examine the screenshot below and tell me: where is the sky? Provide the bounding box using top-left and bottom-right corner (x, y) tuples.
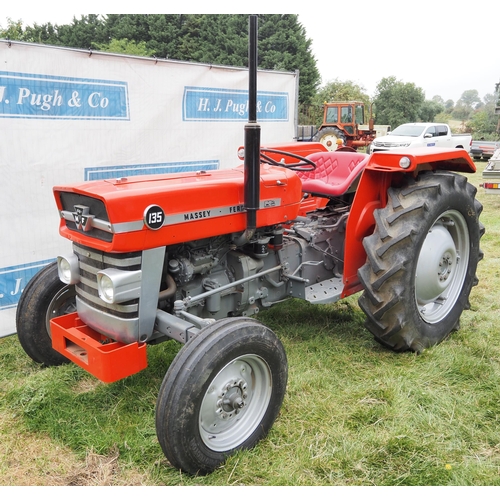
(3, 1), (499, 104)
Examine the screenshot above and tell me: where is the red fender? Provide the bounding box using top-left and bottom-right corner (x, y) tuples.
(342, 148), (476, 297)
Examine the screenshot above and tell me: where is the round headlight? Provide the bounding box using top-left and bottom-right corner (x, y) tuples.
(57, 254), (80, 285)
(59, 258), (72, 282)
(98, 274), (115, 303)
(399, 156), (411, 169)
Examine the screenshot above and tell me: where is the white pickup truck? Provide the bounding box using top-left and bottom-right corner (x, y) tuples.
(370, 123), (472, 153)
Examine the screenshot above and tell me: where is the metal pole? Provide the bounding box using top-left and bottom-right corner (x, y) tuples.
(244, 15), (261, 231)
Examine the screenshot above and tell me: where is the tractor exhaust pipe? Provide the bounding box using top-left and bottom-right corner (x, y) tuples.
(243, 14), (261, 237)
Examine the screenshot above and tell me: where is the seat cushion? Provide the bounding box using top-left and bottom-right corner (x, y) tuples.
(298, 151), (369, 197)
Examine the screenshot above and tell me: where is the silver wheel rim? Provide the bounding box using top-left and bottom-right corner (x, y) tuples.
(199, 354), (272, 452)
(45, 286), (76, 337)
(415, 210), (469, 323)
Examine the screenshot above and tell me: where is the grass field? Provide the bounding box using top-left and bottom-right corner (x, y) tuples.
(1, 160), (500, 486)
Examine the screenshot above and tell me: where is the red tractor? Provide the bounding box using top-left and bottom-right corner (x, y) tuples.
(16, 17), (484, 475)
(312, 100), (377, 150)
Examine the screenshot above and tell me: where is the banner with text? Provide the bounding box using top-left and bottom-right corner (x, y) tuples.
(0, 40), (298, 337)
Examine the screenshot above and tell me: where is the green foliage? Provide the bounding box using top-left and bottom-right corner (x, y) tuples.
(302, 79), (371, 126)
(372, 78), (444, 127)
(465, 92), (500, 139)
(444, 99), (455, 110)
(458, 89), (482, 109)
(0, 18), (35, 42)
(93, 38), (155, 57)
(434, 111), (453, 124)
(16, 14), (319, 106)
(373, 76), (425, 128)
(452, 103), (472, 121)
(314, 79), (371, 104)
(468, 110), (494, 137)
(419, 99), (445, 122)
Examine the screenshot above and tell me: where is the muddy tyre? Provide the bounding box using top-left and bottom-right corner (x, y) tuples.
(16, 261), (75, 366)
(155, 317), (288, 475)
(313, 127), (346, 151)
(358, 170), (484, 352)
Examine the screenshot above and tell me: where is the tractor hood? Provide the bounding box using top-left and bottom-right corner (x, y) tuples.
(53, 165), (303, 253)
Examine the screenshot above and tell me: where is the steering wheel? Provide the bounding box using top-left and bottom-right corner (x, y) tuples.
(260, 148), (316, 171)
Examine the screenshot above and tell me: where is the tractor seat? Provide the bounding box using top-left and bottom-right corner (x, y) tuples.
(297, 150), (369, 197)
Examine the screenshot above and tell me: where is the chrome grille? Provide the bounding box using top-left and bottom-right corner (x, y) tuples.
(59, 192), (113, 242)
(73, 243), (142, 319)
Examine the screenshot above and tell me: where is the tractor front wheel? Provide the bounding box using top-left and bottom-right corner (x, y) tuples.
(16, 261), (75, 365)
(358, 171), (484, 352)
(155, 317), (288, 475)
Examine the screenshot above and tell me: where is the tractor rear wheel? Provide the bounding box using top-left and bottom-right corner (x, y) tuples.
(16, 262), (75, 366)
(155, 317), (288, 475)
(358, 170), (484, 352)
(313, 127), (346, 151)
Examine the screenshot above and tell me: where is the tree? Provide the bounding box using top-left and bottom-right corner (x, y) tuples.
(466, 92), (500, 139)
(419, 99), (444, 122)
(444, 99), (455, 110)
(0, 17), (34, 42)
(24, 15), (109, 49)
(457, 89), (482, 109)
(301, 79), (371, 126)
(452, 103), (472, 121)
(21, 14), (320, 106)
(93, 38), (155, 57)
(373, 76), (425, 128)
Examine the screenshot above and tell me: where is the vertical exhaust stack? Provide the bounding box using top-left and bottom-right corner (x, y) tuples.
(244, 14), (261, 236)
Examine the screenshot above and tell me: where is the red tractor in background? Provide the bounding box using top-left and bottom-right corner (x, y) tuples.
(16, 16), (484, 475)
(311, 101), (388, 151)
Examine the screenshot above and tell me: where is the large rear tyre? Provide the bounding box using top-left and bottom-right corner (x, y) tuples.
(16, 262), (75, 366)
(358, 171), (484, 352)
(155, 317), (288, 475)
(313, 127), (346, 151)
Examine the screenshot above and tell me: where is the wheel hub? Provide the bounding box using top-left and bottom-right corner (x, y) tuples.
(199, 354), (272, 452)
(415, 211), (469, 323)
(320, 134), (339, 151)
(438, 252), (453, 282)
(217, 379), (248, 418)
(416, 225), (457, 303)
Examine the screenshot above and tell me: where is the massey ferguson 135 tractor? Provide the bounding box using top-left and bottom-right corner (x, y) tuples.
(16, 16), (484, 475)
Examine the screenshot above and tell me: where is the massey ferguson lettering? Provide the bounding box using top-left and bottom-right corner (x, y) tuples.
(184, 210), (211, 221)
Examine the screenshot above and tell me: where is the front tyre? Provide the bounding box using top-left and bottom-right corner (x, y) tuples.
(358, 171), (484, 352)
(155, 317), (288, 475)
(313, 127), (345, 151)
(16, 261), (75, 365)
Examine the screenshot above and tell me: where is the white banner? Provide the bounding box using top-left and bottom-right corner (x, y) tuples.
(0, 40), (298, 337)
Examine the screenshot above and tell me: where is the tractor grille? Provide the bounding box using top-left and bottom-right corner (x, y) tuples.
(73, 243), (142, 319)
(59, 192), (113, 242)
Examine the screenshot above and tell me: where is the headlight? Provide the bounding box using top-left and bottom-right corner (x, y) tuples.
(57, 254), (80, 284)
(399, 156), (411, 169)
(98, 273), (115, 303)
(97, 268), (142, 304)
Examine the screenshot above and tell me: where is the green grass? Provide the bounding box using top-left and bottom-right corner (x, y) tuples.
(1, 160), (500, 485)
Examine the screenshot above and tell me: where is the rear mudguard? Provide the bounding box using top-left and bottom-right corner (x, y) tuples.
(342, 148), (476, 297)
